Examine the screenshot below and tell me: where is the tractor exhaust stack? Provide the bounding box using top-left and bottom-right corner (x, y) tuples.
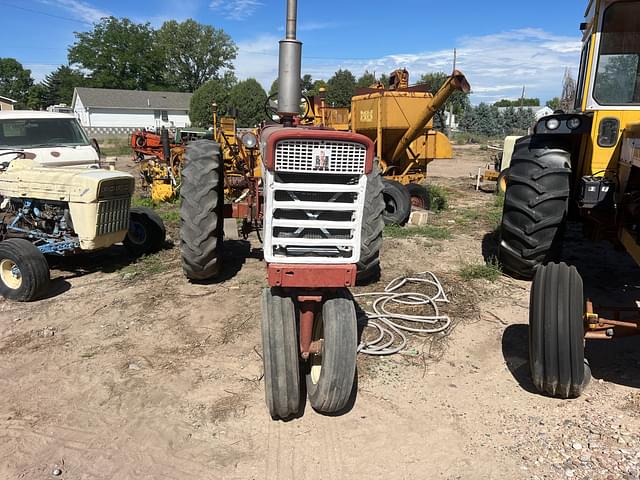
(277, 0), (302, 124)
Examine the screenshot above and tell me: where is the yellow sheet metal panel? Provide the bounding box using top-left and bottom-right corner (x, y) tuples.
(352, 91), (434, 135)
(588, 111), (640, 174)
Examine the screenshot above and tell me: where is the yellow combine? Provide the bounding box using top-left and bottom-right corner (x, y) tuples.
(498, 0), (640, 399)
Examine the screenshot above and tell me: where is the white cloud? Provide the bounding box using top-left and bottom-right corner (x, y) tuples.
(38, 0), (109, 23)
(255, 28), (581, 103)
(234, 34), (280, 86)
(209, 0), (263, 21)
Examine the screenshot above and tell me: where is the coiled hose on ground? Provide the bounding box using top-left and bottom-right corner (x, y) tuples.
(354, 272), (451, 356)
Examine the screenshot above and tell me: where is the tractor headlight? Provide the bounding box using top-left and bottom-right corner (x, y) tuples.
(545, 118), (561, 130)
(242, 132), (258, 149)
(567, 117), (581, 130)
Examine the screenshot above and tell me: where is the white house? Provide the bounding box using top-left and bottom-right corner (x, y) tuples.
(71, 87), (193, 135)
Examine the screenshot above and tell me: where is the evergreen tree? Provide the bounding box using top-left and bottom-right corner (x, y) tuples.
(41, 66), (86, 106)
(356, 70), (376, 88)
(326, 69), (356, 107)
(189, 72), (237, 127)
(228, 78), (267, 127)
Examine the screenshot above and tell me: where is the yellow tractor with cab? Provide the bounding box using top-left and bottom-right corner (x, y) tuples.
(498, 0), (640, 398)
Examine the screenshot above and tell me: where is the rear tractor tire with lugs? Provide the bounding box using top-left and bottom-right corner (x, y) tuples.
(357, 161), (385, 285)
(180, 140), (224, 281)
(499, 135), (571, 279)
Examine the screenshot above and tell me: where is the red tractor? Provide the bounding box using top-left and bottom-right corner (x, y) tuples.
(179, 0), (384, 418)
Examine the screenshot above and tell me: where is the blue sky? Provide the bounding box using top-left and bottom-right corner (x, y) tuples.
(1, 0), (587, 104)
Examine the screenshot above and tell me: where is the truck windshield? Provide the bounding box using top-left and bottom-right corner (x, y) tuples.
(593, 1), (640, 105)
(0, 118), (90, 149)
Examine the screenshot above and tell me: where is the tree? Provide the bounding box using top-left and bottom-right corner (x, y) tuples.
(189, 72), (237, 127)
(560, 68), (577, 111)
(301, 74), (314, 95)
(68, 17), (165, 90)
(546, 97), (561, 110)
(356, 70), (376, 88)
(157, 19), (237, 92)
(0, 58), (33, 108)
(41, 66), (86, 106)
(269, 74), (315, 97)
(26, 84), (47, 110)
(309, 79), (327, 97)
(494, 98), (540, 107)
(228, 79), (267, 127)
(326, 69), (356, 107)
(418, 72), (471, 132)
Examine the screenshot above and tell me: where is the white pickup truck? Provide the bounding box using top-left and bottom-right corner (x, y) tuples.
(0, 111), (165, 301)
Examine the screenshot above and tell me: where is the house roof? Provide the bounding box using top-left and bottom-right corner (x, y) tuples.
(73, 87), (192, 111)
(0, 95), (17, 104)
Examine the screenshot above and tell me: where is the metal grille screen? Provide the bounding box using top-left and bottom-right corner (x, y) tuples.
(274, 140), (367, 174)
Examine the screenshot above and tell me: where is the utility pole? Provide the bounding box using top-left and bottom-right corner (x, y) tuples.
(520, 85), (526, 108)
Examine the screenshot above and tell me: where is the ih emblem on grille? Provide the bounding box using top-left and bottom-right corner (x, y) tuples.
(312, 147), (332, 171)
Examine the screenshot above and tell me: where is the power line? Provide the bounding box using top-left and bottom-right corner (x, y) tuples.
(0, 1), (93, 25)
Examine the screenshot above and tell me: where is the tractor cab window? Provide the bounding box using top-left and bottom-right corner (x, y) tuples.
(593, 1), (640, 105)
(575, 37), (592, 110)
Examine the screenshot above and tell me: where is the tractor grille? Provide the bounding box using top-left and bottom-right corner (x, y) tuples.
(274, 139), (367, 174)
(96, 198), (130, 235)
(263, 170), (367, 264)
(98, 178), (135, 199)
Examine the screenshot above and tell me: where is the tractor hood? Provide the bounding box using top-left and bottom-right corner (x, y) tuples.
(0, 159), (134, 204)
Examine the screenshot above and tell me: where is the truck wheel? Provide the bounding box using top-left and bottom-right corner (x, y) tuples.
(306, 290), (357, 414)
(0, 239), (50, 302)
(405, 183), (430, 210)
(382, 179), (411, 225)
(499, 135), (571, 279)
(180, 140), (224, 280)
(529, 262), (590, 398)
(262, 288), (301, 420)
(124, 207), (166, 256)
(357, 161), (385, 285)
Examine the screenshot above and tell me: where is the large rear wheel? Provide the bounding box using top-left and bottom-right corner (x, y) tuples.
(357, 161), (385, 284)
(499, 135), (571, 279)
(262, 288), (301, 420)
(306, 290), (357, 414)
(529, 262), (590, 398)
(180, 140), (224, 280)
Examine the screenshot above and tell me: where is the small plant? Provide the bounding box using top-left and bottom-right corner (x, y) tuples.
(384, 224), (452, 240)
(121, 254), (168, 277)
(428, 185), (449, 212)
(131, 196), (155, 208)
(159, 208), (180, 223)
(459, 258), (502, 282)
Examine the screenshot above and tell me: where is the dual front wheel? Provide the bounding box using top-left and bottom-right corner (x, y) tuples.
(261, 288), (357, 419)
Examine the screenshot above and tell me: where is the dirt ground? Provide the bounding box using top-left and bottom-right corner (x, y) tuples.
(1, 145), (639, 480)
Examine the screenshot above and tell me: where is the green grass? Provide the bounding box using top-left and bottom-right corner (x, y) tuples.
(384, 224), (452, 240)
(99, 137), (132, 157)
(459, 258), (502, 282)
(121, 253), (168, 277)
(455, 194), (504, 228)
(131, 196), (155, 208)
(428, 184), (449, 212)
(159, 208), (180, 223)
